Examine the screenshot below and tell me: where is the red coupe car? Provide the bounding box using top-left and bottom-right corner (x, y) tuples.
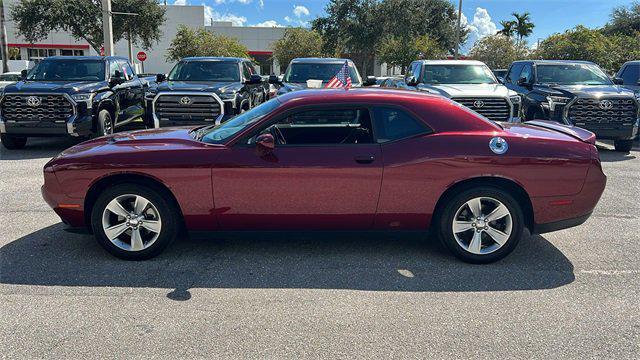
(42, 89), (606, 263)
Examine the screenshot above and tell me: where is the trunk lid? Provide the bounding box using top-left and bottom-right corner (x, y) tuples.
(521, 120), (596, 144)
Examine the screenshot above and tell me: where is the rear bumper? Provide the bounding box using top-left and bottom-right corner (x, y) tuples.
(532, 212), (592, 234)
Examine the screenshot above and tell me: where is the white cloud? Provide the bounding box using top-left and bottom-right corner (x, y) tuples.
(461, 7), (497, 53)
(293, 5), (309, 18)
(204, 5), (247, 26)
(253, 20), (284, 27)
(173, 0), (188, 5)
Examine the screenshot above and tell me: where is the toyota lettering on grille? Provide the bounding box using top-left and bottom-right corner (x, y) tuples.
(473, 100), (485, 108)
(180, 96), (192, 105)
(599, 99), (613, 110)
(26, 96), (42, 107)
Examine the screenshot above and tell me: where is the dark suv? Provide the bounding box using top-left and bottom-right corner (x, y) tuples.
(146, 57), (267, 127)
(0, 56), (145, 149)
(505, 60), (639, 152)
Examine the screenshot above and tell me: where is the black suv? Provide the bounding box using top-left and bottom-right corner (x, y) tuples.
(0, 56), (145, 149)
(505, 60), (639, 152)
(146, 57), (267, 127)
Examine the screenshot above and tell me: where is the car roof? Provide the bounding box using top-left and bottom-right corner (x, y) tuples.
(290, 57), (354, 64)
(275, 87), (447, 106)
(415, 60), (488, 66)
(181, 57), (248, 62)
(621, 60), (640, 66)
(42, 56), (128, 61)
(513, 59), (596, 66)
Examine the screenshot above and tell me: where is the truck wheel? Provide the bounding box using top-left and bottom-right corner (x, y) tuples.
(614, 139), (633, 152)
(1, 134), (28, 150)
(97, 110), (114, 137)
(436, 186), (524, 264)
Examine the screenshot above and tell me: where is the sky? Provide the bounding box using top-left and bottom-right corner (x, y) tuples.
(170, 0), (635, 52)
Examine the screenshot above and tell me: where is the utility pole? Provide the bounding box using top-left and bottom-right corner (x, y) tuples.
(0, 0), (10, 72)
(454, 0), (462, 60)
(102, 0), (114, 56)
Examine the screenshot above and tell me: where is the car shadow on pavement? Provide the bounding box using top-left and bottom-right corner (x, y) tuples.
(0, 137), (80, 160)
(596, 140), (639, 162)
(1, 223), (575, 299)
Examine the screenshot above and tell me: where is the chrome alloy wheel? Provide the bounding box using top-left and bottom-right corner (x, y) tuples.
(101, 194), (162, 252)
(452, 197), (513, 255)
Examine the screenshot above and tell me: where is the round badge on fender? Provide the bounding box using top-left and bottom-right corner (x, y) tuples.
(489, 137), (508, 154)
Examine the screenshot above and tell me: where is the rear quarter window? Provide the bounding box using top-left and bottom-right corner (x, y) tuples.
(372, 107), (432, 143)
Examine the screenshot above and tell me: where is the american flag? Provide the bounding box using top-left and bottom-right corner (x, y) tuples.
(325, 61), (352, 89)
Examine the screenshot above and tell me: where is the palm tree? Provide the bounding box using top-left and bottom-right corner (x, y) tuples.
(497, 20), (516, 38)
(512, 12), (535, 45)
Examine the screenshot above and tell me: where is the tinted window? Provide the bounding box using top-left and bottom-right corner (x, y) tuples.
(168, 61), (240, 82)
(109, 61), (119, 78)
(119, 60), (135, 80)
(620, 65), (639, 85)
(411, 62), (421, 79)
(420, 65), (497, 84)
(27, 59), (105, 81)
(372, 107), (430, 143)
(519, 64), (533, 83)
(536, 64), (612, 85)
(283, 62), (362, 85)
(201, 98), (280, 143)
(506, 63), (524, 84)
(242, 62), (251, 80)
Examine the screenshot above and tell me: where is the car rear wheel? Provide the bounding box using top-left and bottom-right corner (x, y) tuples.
(614, 139), (633, 153)
(91, 184), (179, 260)
(0, 134), (28, 150)
(437, 187), (524, 264)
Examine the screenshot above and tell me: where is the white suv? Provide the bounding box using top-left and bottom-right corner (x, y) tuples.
(386, 60), (521, 122)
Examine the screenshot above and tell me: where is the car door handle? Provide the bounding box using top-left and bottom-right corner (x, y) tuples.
(354, 155), (375, 164)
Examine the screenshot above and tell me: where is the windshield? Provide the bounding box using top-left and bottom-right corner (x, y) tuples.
(168, 61), (240, 82)
(536, 64), (612, 85)
(201, 98), (280, 143)
(0, 74), (20, 81)
(27, 60), (105, 81)
(284, 62), (362, 85)
(421, 65), (497, 84)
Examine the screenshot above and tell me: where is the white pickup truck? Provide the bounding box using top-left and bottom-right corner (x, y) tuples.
(384, 60), (522, 122)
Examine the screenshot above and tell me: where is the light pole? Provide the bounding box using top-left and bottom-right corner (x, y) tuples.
(1, 0), (10, 72)
(454, 0), (462, 59)
(102, 0), (114, 56)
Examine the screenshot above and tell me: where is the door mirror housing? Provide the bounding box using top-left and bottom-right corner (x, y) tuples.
(110, 70), (124, 87)
(156, 73), (166, 83)
(255, 133), (275, 153)
(20, 69), (28, 80)
(496, 76), (505, 84)
(517, 77), (531, 87)
(406, 76), (419, 86)
(247, 74), (262, 84)
(612, 77), (623, 85)
(268, 74), (282, 85)
(363, 76), (377, 86)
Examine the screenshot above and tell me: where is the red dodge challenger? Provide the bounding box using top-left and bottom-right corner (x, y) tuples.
(42, 89), (606, 263)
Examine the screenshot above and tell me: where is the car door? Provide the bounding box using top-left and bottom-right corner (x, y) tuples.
(619, 64), (640, 93)
(117, 60), (144, 123)
(211, 106), (383, 230)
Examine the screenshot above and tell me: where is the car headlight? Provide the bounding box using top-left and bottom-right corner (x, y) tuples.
(218, 91), (236, 100)
(71, 93), (94, 109)
(509, 95), (521, 104)
(546, 96), (570, 111)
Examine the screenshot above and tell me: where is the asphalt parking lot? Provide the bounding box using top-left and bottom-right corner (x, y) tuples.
(1, 136), (639, 359)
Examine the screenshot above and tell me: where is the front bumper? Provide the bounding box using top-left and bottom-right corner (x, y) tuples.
(0, 114), (93, 137)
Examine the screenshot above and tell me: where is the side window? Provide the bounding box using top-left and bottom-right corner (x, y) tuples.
(620, 65), (639, 85)
(109, 60), (119, 78)
(372, 107), (431, 143)
(242, 63), (251, 81)
(258, 108), (374, 145)
(519, 64), (533, 83)
(506, 63), (524, 84)
(119, 61), (135, 80)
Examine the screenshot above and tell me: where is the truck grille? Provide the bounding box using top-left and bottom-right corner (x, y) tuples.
(0, 94), (74, 122)
(154, 94), (222, 123)
(452, 97), (511, 121)
(567, 98), (638, 125)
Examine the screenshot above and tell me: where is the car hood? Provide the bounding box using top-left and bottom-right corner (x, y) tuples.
(3, 80), (109, 94)
(416, 83), (516, 98)
(152, 81), (241, 94)
(532, 84), (636, 98)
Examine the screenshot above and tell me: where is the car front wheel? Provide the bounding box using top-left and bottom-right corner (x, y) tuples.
(437, 187), (524, 264)
(91, 184), (179, 260)
(614, 139), (633, 153)
(1, 134), (28, 150)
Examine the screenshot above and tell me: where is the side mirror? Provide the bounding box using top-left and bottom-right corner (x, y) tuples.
(268, 74), (282, 85)
(496, 76), (505, 84)
(20, 69), (28, 80)
(363, 76), (377, 86)
(247, 74), (262, 84)
(156, 73), (166, 83)
(406, 76), (418, 86)
(517, 77), (531, 87)
(612, 77), (623, 85)
(110, 70), (124, 86)
(255, 133), (275, 154)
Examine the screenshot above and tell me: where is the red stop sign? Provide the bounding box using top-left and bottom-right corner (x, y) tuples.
(137, 51), (147, 62)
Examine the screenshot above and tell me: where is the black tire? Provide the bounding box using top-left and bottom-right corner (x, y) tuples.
(91, 183), (180, 260)
(528, 107), (545, 121)
(437, 186), (524, 264)
(97, 109), (114, 137)
(614, 139), (633, 153)
(0, 134), (28, 150)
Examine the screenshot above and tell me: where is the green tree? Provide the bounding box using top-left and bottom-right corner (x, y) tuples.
(272, 28), (323, 69)
(603, 1), (640, 35)
(469, 34), (528, 69)
(497, 20), (516, 38)
(377, 34), (446, 72)
(166, 25), (249, 62)
(10, 0), (165, 53)
(512, 12), (535, 44)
